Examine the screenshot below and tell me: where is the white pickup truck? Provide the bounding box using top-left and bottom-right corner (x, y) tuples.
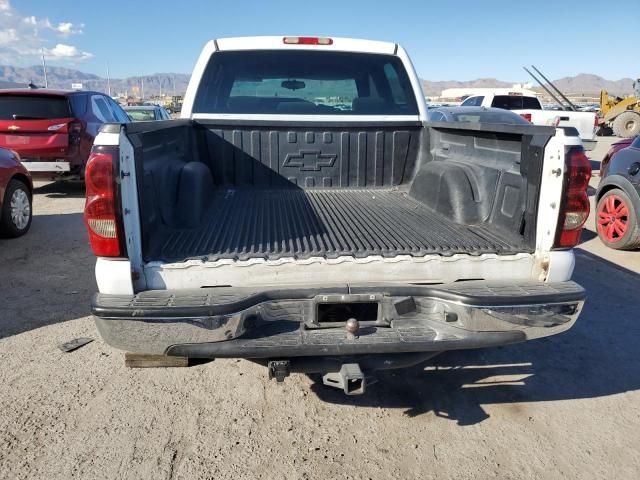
(461, 93), (598, 151)
(86, 36), (589, 395)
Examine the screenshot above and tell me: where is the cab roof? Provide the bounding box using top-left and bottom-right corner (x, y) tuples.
(214, 36), (397, 55)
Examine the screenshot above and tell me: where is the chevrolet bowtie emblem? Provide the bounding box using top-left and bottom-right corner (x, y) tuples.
(283, 150), (337, 171)
(7, 125), (20, 131)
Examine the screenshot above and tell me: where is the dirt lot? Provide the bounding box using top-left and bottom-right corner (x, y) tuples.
(1, 137), (639, 479)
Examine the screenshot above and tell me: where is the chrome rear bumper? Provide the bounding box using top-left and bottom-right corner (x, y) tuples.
(92, 281), (585, 358)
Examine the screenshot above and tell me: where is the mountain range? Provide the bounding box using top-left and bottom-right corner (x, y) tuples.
(421, 74), (634, 97)
(0, 65), (191, 97)
(0, 65), (634, 98)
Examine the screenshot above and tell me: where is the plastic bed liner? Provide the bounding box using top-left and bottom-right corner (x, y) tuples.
(150, 189), (527, 263)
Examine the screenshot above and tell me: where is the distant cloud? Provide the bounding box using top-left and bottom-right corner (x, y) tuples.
(0, 0), (91, 65)
(54, 22), (84, 36)
(46, 43), (93, 60)
(20, 11), (83, 36)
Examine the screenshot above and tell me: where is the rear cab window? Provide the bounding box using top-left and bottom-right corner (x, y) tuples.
(193, 50), (419, 115)
(0, 94), (71, 120)
(491, 95), (542, 110)
(522, 96), (542, 109)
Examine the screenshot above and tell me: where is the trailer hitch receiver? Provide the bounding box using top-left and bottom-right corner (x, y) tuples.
(322, 363), (367, 395)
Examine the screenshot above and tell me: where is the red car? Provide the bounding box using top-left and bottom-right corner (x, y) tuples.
(0, 147), (33, 237)
(0, 89), (129, 180)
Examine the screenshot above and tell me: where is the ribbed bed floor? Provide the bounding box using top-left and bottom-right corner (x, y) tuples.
(153, 189), (525, 262)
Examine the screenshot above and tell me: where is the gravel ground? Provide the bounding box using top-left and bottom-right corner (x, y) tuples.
(1, 137), (639, 479)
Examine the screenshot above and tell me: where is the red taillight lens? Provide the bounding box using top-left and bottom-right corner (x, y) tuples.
(84, 150), (121, 256)
(283, 36), (333, 45)
(520, 113), (532, 122)
(553, 147), (592, 248)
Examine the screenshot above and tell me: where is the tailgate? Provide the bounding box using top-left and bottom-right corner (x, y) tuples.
(0, 118), (73, 158)
(0, 93), (75, 158)
(527, 110), (596, 142)
(555, 112), (597, 142)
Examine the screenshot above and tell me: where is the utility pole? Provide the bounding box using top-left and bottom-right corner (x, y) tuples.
(41, 48), (48, 88)
(141, 78), (144, 100)
(106, 62), (111, 97)
(159, 77), (162, 99)
(172, 75), (176, 98)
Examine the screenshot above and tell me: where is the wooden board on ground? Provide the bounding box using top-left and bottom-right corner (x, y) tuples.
(124, 353), (189, 368)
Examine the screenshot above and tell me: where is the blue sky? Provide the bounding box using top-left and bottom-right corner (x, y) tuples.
(3, 0), (638, 81)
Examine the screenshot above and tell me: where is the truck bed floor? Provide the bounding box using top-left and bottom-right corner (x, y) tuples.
(152, 189), (526, 262)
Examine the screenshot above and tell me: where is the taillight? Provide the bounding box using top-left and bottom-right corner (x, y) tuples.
(553, 147), (592, 248)
(520, 113), (532, 122)
(84, 148), (122, 256)
(283, 36), (333, 45)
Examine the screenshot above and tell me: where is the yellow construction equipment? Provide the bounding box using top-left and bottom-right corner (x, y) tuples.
(599, 79), (640, 137)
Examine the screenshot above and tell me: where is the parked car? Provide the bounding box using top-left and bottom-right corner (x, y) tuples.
(0, 89), (130, 180)
(427, 106), (532, 124)
(600, 137), (634, 173)
(0, 147), (32, 237)
(87, 36), (588, 395)
(595, 135), (640, 249)
(461, 93), (598, 150)
(123, 105), (171, 121)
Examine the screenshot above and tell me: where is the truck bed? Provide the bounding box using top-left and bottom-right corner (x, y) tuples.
(150, 188), (525, 263)
(126, 120), (551, 266)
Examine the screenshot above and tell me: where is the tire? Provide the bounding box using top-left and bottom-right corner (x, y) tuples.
(612, 111), (640, 138)
(595, 188), (640, 250)
(0, 179), (32, 238)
